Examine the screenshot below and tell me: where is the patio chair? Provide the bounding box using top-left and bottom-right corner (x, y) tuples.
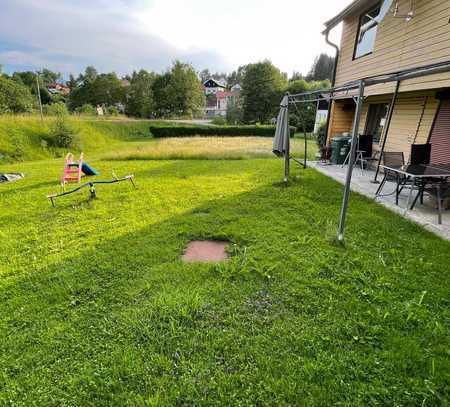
(410, 143), (431, 165)
(341, 134), (373, 173)
(411, 179), (450, 224)
(375, 151), (406, 200)
(406, 143), (432, 206)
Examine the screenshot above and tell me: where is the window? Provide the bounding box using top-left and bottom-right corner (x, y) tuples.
(354, 4), (381, 59)
(365, 103), (389, 143)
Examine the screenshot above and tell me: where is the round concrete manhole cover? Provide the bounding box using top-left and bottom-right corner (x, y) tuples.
(182, 240), (230, 263)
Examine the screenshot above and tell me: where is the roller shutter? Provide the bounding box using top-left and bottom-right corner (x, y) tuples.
(429, 100), (450, 164)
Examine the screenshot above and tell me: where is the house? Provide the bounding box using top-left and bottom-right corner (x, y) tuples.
(203, 78), (227, 95)
(47, 82), (70, 96)
(205, 90), (241, 117)
(324, 0), (450, 164)
(231, 83), (242, 92)
(314, 99), (330, 134)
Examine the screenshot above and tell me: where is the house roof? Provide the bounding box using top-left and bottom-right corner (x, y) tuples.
(323, 0), (379, 32)
(203, 78), (226, 88)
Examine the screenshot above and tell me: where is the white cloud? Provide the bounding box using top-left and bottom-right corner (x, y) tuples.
(0, 0), (347, 76)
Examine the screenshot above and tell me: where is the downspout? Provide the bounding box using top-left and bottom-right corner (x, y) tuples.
(324, 29), (340, 145)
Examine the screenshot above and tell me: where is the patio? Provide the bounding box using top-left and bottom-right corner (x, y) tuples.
(308, 161), (450, 241)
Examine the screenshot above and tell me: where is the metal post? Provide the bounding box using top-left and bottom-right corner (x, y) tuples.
(35, 71), (44, 122)
(302, 112), (308, 169)
(284, 107), (290, 182)
(337, 80), (365, 242)
(372, 80), (400, 182)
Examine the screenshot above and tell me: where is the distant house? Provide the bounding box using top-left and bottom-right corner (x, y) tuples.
(230, 83), (242, 92)
(47, 82), (70, 96)
(314, 99), (329, 134)
(203, 78), (227, 95)
(120, 79), (131, 88)
(205, 89), (241, 117)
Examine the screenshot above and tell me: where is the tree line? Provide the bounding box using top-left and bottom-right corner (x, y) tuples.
(0, 53), (333, 129)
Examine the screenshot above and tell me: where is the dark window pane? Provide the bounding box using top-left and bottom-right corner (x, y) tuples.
(355, 4), (381, 58)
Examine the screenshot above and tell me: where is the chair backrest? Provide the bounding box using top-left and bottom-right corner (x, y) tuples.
(410, 143), (431, 165)
(382, 151), (405, 166)
(358, 134), (373, 158)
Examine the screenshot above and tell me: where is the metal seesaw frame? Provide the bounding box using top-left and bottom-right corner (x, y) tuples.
(280, 60), (450, 242)
(47, 174), (136, 207)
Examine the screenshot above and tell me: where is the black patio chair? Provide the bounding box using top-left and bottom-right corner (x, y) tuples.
(408, 144), (432, 206)
(411, 179), (450, 224)
(375, 151), (406, 202)
(410, 143), (431, 165)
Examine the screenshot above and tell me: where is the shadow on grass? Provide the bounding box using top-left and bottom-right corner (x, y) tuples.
(0, 166), (449, 406)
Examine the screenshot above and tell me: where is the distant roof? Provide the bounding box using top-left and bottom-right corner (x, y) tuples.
(203, 78), (227, 88)
(323, 0), (379, 32)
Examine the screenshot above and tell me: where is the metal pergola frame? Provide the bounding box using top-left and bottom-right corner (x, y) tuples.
(281, 60), (450, 242)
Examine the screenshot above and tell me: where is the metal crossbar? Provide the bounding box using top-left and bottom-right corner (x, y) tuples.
(47, 175), (136, 207)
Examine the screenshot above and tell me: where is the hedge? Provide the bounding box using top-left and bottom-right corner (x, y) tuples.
(149, 125), (297, 138)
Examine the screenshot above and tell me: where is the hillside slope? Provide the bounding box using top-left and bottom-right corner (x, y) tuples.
(0, 115), (152, 163)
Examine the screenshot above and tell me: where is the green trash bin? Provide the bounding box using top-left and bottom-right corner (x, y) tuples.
(331, 136), (351, 165)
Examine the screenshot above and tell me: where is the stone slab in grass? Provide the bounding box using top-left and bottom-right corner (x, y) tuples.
(182, 240), (230, 263)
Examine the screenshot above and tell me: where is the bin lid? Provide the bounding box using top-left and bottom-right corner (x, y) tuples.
(331, 136), (351, 142)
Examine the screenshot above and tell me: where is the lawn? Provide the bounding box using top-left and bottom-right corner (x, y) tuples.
(0, 137), (449, 406)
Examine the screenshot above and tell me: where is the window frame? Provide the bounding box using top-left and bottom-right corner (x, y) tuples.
(364, 102), (390, 144)
(352, 2), (381, 60)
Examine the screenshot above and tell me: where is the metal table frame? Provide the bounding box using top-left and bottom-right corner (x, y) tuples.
(376, 164), (450, 224)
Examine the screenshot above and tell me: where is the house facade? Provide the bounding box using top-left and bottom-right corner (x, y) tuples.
(203, 78), (227, 95)
(324, 0), (450, 164)
(205, 90), (241, 117)
(47, 82), (70, 96)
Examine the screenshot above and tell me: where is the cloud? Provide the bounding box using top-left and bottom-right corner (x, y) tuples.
(0, 0), (348, 77)
(0, 0), (230, 76)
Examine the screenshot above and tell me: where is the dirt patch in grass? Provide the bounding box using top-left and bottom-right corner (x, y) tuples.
(182, 240), (230, 263)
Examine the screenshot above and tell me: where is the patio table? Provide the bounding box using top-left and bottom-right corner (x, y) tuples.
(376, 164), (450, 224)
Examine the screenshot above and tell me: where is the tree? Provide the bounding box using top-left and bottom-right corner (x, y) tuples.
(82, 66), (98, 84)
(67, 74), (79, 91)
(164, 61), (204, 118)
(39, 68), (61, 85)
(0, 76), (34, 113)
(227, 65), (247, 87)
(226, 97), (243, 124)
(152, 72), (172, 118)
(11, 71), (52, 104)
(286, 79), (331, 132)
(241, 61), (287, 123)
(199, 69), (211, 83)
(306, 54), (335, 82)
(290, 71), (304, 82)
(126, 69), (156, 118)
(68, 71), (126, 110)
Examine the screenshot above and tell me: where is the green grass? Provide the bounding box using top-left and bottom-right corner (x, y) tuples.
(0, 140), (449, 406)
(103, 136), (316, 161)
(0, 115), (154, 163)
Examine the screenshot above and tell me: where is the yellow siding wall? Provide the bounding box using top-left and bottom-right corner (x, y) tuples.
(327, 100), (355, 140)
(336, 0), (450, 94)
(327, 91), (440, 160)
(381, 93), (439, 160)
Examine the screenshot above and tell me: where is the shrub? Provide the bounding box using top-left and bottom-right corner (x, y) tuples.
(107, 106), (119, 116)
(211, 116), (226, 125)
(74, 103), (96, 116)
(149, 124), (296, 138)
(49, 106), (79, 148)
(45, 102), (69, 116)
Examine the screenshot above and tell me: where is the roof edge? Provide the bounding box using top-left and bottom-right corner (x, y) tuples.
(322, 0), (378, 33)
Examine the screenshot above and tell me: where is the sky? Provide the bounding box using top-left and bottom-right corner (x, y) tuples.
(0, 0), (349, 78)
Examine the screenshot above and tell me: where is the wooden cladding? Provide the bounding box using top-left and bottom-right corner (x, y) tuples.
(429, 99), (450, 164)
(335, 0), (450, 94)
